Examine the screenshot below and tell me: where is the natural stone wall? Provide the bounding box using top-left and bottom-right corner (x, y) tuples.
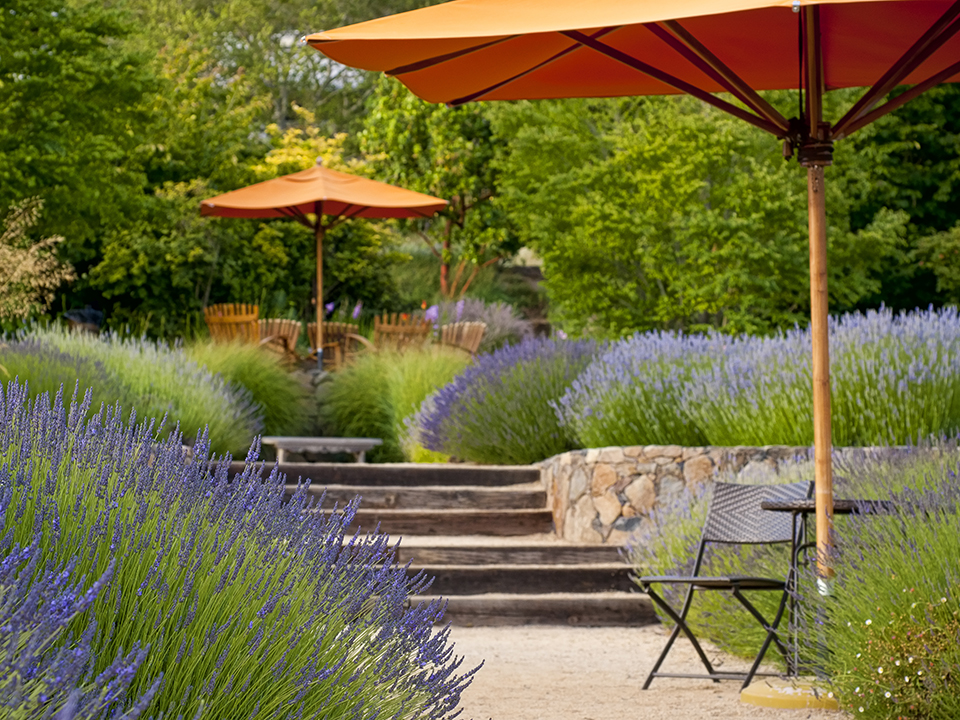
(539, 445), (815, 545)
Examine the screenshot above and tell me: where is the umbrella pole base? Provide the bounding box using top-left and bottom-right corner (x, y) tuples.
(741, 677), (839, 710)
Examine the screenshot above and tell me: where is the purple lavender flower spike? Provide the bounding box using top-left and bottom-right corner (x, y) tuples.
(352, 301), (363, 319)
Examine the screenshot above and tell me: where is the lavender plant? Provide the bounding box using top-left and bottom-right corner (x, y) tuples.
(795, 442), (960, 719)
(435, 299), (532, 352)
(556, 331), (715, 448)
(22, 326), (262, 455)
(416, 337), (598, 464)
(0, 380), (478, 718)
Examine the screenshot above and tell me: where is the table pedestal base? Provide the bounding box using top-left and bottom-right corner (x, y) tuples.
(741, 677), (839, 710)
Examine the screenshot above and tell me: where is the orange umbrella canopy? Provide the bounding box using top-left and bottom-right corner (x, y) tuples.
(306, 0), (960, 116)
(201, 162), (447, 221)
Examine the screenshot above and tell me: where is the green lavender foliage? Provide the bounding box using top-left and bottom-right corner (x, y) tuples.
(0, 381), (477, 718)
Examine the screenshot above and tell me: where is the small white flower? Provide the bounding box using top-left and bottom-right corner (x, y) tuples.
(895, 660), (900, 666)
(865, 619), (873, 626)
(859, 707), (864, 713)
(941, 597), (948, 603)
(878, 667), (884, 674)
(827, 692), (834, 698)
(856, 653), (862, 658)
(855, 687), (861, 693)
(908, 656), (914, 663)
(885, 692), (891, 698)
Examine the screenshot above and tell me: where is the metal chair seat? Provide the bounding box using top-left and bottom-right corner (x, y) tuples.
(640, 575), (786, 591)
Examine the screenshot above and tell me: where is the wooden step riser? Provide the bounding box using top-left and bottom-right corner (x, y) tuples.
(395, 546), (624, 565)
(291, 485), (546, 510)
(229, 461), (540, 487)
(327, 509), (555, 536)
(411, 594), (657, 627)
(412, 566), (635, 595)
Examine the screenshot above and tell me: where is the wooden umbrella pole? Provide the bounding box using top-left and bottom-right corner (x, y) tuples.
(807, 164), (834, 593)
(316, 221), (325, 370)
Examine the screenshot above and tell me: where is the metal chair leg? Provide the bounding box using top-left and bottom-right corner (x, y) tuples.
(641, 586), (718, 689)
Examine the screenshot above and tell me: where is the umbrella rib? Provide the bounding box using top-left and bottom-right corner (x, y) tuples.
(649, 21), (789, 133)
(833, 0), (960, 136)
(276, 205), (317, 230)
(387, 36), (517, 76)
(836, 57), (960, 139)
(561, 30), (780, 136)
(326, 204), (367, 229)
(446, 27), (619, 106)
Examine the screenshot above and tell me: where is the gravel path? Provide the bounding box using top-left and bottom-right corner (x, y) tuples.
(448, 624), (846, 720)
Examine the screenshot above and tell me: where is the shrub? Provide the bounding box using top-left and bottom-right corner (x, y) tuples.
(22, 326), (261, 455)
(187, 340), (310, 437)
(0, 338), (131, 413)
(795, 443), (960, 719)
(436, 298), (532, 352)
(684, 306), (960, 447)
(417, 337), (598, 464)
(0, 380), (478, 718)
(556, 331), (714, 449)
(321, 348), (470, 462)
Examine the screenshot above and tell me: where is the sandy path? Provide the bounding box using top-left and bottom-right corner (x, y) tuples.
(448, 624), (845, 720)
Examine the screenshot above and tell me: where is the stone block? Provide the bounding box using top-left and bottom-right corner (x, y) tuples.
(683, 455), (716, 486)
(591, 463), (619, 496)
(613, 471), (635, 494)
(598, 447), (625, 464)
(654, 456), (678, 466)
(634, 462), (658, 474)
(569, 467), (589, 501)
(681, 446), (707, 460)
(738, 459), (777, 483)
(585, 448), (601, 464)
(568, 494), (602, 543)
(595, 489), (623, 526)
(658, 475), (685, 503)
(623, 476), (656, 514)
(621, 504), (638, 518)
(623, 446), (645, 458)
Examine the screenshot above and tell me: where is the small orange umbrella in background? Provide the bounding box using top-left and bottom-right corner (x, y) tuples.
(201, 160), (447, 368)
(304, 0), (960, 586)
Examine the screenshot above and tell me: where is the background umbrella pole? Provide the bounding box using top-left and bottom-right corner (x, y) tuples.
(316, 222), (324, 370)
(807, 164), (834, 593)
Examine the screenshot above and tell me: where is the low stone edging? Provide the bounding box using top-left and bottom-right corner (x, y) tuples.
(539, 444), (817, 545)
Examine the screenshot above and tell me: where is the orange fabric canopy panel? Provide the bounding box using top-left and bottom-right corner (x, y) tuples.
(306, 0), (960, 104)
(200, 163), (447, 220)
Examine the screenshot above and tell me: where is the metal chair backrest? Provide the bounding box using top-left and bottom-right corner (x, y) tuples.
(204, 303), (259, 344)
(440, 321), (486, 354)
(373, 313), (432, 351)
(702, 481), (812, 545)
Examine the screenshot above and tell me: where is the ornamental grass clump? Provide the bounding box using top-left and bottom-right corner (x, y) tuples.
(556, 331), (715, 449)
(0, 380), (477, 718)
(417, 337), (598, 464)
(795, 442), (960, 719)
(23, 326), (261, 455)
(187, 340), (309, 437)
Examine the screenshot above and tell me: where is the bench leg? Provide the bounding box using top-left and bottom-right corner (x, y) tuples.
(277, 448), (287, 464)
(355, 451), (365, 463)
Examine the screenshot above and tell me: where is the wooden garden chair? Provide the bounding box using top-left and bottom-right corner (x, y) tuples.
(639, 481), (813, 691)
(259, 319), (303, 363)
(439, 321), (486, 355)
(204, 303), (260, 344)
(307, 321), (374, 371)
(373, 313), (432, 352)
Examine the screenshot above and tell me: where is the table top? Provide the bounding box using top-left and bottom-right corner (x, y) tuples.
(760, 498), (898, 515)
(260, 436), (383, 451)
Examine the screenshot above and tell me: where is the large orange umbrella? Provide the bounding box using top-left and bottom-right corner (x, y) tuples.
(305, 0), (960, 585)
(201, 161), (447, 367)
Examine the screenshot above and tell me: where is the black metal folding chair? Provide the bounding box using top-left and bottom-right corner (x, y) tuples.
(639, 481), (813, 690)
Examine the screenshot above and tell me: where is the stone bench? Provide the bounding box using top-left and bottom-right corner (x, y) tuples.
(261, 436), (383, 464)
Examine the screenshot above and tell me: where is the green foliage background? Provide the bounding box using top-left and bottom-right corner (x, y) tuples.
(3, 0), (960, 338)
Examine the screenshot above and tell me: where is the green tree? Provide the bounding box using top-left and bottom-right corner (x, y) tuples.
(360, 77), (516, 298)
(0, 0), (155, 271)
(490, 96), (907, 337)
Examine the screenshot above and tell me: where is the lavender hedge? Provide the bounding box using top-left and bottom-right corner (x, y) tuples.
(563, 306), (960, 449)
(417, 337), (599, 464)
(0, 380), (477, 718)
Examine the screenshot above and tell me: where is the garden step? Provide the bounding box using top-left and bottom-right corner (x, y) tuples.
(394, 542), (622, 565)
(294, 484), (546, 510)
(409, 592), (656, 627)
(326, 508), (555, 535)
(411, 563), (635, 595)
(230, 461), (540, 487)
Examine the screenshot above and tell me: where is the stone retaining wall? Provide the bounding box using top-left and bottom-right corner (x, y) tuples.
(539, 445), (816, 544)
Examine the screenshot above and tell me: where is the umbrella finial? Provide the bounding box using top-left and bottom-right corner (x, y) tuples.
(316, 156), (324, 166)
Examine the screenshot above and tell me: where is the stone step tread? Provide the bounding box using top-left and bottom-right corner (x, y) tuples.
(231, 461), (540, 487)
(395, 545), (622, 564)
(329, 508), (554, 536)
(408, 562), (629, 571)
(292, 484), (546, 510)
(411, 592), (656, 627)
(413, 564), (635, 594)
